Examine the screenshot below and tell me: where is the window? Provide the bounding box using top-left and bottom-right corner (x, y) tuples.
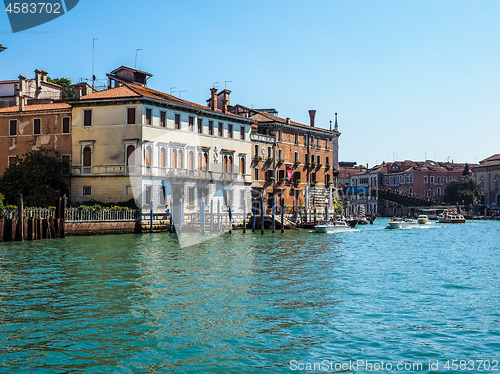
(326, 139), (329, 150)
(189, 116), (194, 131)
(293, 171), (301, 182)
(495, 175), (500, 191)
(240, 157), (246, 175)
(254, 168), (260, 180)
(294, 152), (299, 163)
(278, 169), (285, 181)
(449, 177), (453, 181)
(82, 186), (92, 196)
(424, 176), (428, 184)
(437, 176), (441, 183)
(278, 130), (283, 141)
(61, 155), (70, 174)
(218, 122), (223, 136)
(8, 156), (17, 166)
(254, 145), (259, 156)
(409, 175), (413, 184)
(305, 153), (309, 165)
(159, 186), (166, 205)
(240, 126), (245, 140)
(160, 147), (167, 169)
(125, 186), (131, 196)
(240, 190), (246, 209)
(175, 114), (181, 129)
(127, 107), (136, 124)
(311, 136), (314, 148)
(82, 146), (92, 173)
(430, 176), (435, 183)
(126, 145), (136, 172)
(444, 177), (447, 183)
(145, 185), (152, 204)
(189, 151), (194, 170)
(33, 118), (41, 135)
(304, 134), (308, 146)
(228, 124), (233, 138)
(326, 156), (330, 166)
(83, 110), (92, 126)
(317, 138), (321, 148)
(209, 120), (214, 135)
(278, 149), (283, 161)
(203, 152), (209, 170)
(145, 145), (153, 167)
(9, 119), (17, 136)
(325, 174), (330, 185)
(145, 108), (152, 125)
(188, 187), (195, 206)
(266, 169), (274, 182)
(62, 117), (70, 134)
(198, 118), (203, 133)
(160, 111), (166, 127)
(295, 133), (299, 144)
(317, 155), (321, 165)
(268, 146), (272, 158)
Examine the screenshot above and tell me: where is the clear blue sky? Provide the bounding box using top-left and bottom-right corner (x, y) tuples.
(2, 0), (499, 166)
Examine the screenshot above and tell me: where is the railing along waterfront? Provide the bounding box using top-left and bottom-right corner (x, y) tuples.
(65, 209), (139, 222)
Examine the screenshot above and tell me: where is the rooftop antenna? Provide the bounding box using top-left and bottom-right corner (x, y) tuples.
(179, 90), (187, 99)
(329, 120), (332, 131)
(135, 48), (143, 68)
(92, 38), (98, 89)
(224, 80), (232, 90)
(170, 87), (176, 94)
(213, 81), (219, 89)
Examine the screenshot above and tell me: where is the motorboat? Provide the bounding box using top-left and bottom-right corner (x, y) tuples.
(438, 211), (466, 223)
(314, 220), (352, 233)
(386, 217), (419, 229)
(417, 215), (429, 224)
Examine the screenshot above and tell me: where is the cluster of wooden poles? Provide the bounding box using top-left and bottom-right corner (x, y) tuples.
(0, 195), (65, 242)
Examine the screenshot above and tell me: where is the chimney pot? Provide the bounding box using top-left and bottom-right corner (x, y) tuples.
(210, 87), (218, 111)
(308, 110), (316, 127)
(286, 117), (290, 124)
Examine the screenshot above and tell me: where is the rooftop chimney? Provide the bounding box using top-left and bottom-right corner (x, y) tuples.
(308, 110), (316, 127)
(334, 112), (338, 131)
(222, 98), (228, 113)
(41, 70), (48, 82)
(210, 87), (218, 111)
(35, 69), (42, 89)
(286, 117), (290, 125)
(74, 85), (83, 100)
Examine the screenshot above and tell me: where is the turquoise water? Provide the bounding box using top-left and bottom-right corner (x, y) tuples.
(0, 219), (499, 373)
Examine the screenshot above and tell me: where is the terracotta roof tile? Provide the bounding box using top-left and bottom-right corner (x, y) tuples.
(82, 85), (141, 100)
(0, 103), (71, 113)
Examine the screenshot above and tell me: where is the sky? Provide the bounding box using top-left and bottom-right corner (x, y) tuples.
(1, 0), (499, 167)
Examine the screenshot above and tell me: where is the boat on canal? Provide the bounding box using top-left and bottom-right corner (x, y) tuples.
(417, 215), (429, 224)
(386, 217), (419, 229)
(314, 220), (352, 233)
(438, 211), (466, 223)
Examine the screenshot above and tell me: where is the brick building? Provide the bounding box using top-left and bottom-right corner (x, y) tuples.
(231, 105), (340, 213)
(473, 154), (500, 207)
(0, 102), (72, 175)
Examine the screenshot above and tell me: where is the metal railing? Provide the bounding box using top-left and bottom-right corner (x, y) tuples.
(65, 209), (139, 222)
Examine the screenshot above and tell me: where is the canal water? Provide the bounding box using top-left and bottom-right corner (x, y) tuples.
(0, 219), (499, 373)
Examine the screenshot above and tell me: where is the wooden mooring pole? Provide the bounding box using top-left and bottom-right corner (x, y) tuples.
(15, 194), (24, 242)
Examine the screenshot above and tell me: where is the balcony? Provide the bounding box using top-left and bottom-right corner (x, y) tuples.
(250, 133), (275, 144)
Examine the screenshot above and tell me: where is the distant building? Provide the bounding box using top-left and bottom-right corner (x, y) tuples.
(0, 69), (63, 108)
(473, 154), (500, 206)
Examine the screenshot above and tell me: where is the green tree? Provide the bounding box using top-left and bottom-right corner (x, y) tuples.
(0, 148), (68, 207)
(48, 77), (75, 100)
(443, 167), (482, 206)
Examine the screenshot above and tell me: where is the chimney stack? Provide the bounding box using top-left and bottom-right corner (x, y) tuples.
(210, 87), (218, 111)
(308, 110), (316, 127)
(34, 69), (42, 89)
(41, 70), (48, 82)
(17, 75), (26, 110)
(74, 84), (83, 100)
(286, 117), (290, 125)
(334, 112), (338, 131)
(222, 98), (228, 113)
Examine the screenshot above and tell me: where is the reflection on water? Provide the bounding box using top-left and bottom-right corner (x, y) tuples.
(0, 219), (499, 373)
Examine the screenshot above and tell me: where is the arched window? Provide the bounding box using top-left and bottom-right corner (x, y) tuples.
(145, 145), (153, 167)
(240, 157), (245, 175)
(198, 152), (203, 170)
(223, 155), (228, 173)
(189, 151), (194, 170)
(83, 146), (92, 167)
(160, 147), (166, 168)
(495, 175), (499, 191)
(178, 150), (183, 169)
(204, 153), (209, 171)
(171, 149), (177, 168)
(229, 156), (233, 173)
(126, 145), (135, 166)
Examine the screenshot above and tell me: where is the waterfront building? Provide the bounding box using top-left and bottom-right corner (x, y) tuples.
(70, 66), (254, 217)
(231, 105), (340, 214)
(473, 154), (500, 207)
(0, 102), (72, 175)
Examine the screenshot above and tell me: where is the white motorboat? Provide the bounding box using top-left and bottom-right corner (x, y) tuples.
(417, 215), (429, 224)
(314, 220), (352, 233)
(386, 217), (419, 229)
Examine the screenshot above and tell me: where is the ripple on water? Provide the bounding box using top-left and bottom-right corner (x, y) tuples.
(0, 220), (499, 372)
